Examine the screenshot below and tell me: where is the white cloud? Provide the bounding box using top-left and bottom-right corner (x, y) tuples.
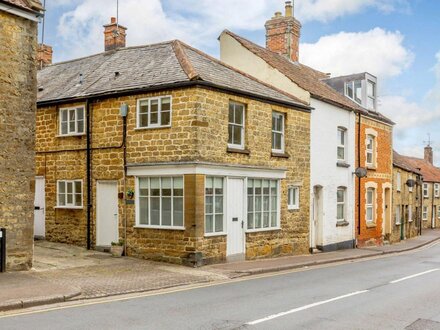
(300, 28), (414, 79)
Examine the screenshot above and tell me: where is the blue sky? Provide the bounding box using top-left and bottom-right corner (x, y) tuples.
(39, 0), (440, 164)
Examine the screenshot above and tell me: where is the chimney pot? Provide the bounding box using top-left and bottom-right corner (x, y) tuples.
(111, 17), (116, 24)
(285, 1), (293, 17)
(273, 11), (282, 18)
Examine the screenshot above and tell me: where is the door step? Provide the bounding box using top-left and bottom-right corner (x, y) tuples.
(311, 248), (322, 254)
(95, 246), (111, 253)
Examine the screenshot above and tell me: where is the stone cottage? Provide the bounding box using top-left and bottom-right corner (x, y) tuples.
(402, 145), (440, 229)
(219, 2), (393, 251)
(0, 0), (43, 270)
(35, 18), (312, 265)
(391, 151), (423, 243)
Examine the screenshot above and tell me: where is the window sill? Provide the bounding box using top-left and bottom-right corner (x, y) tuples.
(336, 220), (350, 227)
(366, 166), (377, 171)
(54, 206), (83, 210)
(336, 161), (350, 168)
(227, 147), (250, 155)
(271, 152), (289, 159)
(204, 232), (227, 238)
(246, 227), (281, 234)
(288, 206), (300, 211)
(366, 222), (376, 228)
(423, 219), (428, 221)
(135, 125), (171, 131)
(395, 223), (401, 226)
(56, 133), (86, 138)
(134, 225), (185, 231)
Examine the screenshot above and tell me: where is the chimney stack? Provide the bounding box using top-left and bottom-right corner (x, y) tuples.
(36, 44), (53, 69)
(424, 145), (434, 164)
(103, 17), (127, 51)
(265, 1), (301, 62)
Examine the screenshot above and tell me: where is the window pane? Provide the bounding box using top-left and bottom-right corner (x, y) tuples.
(140, 114), (148, 127)
(161, 97), (171, 111)
(354, 81), (362, 103)
(151, 178), (160, 196)
(74, 181), (81, 194)
(58, 193), (66, 206)
(59, 181), (66, 194)
(162, 178), (172, 196)
(77, 120), (84, 133)
(67, 193), (73, 204)
(367, 191), (372, 204)
(206, 215), (213, 233)
(263, 180), (270, 195)
(150, 112), (158, 125)
(139, 178), (149, 196)
(173, 177), (183, 196)
(255, 180), (262, 195)
(346, 82), (353, 98)
(150, 100), (159, 113)
(162, 197), (172, 226)
(234, 107), (243, 125)
(273, 133), (282, 150)
(215, 214), (223, 232)
(367, 207), (373, 221)
(367, 81), (375, 97)
(69, 110), (75, 132)
(247, 213), (254, 229)
(263, 212), (269, 228)
(247, 196), (253, 212)
(75, 193), (82, 207)
(161, 111), (171, 126)
(271, 181), (277, 196)
(228, 103), (234, 122)
(61, 122), (68, 135)
(263, 196), (269, 211)
(150, 197), (160, 225)
(228, 124), (234, 145)
(271, 212), (277, 227)
(337, 147), (345, 160)
(247, 179), (254, 195)
(205, 177), (213, 195)
(337, 205), (344, 220)
(255, 212), (262, 228)
(337, 189), (344, 203)
(173, 198), (183, 227)
(139, 101), (148, 114)
(233, 125), (242, 145)
(139, 197), (149, 225)
(61, 110), (68, 122)
(77, 108), (84, 120)
(255, 196), (262, 212)
(214, 178), (223, 195)
(205, 196), (213, 214)
(215, 196), (223, 213)
(271, 196), (277, 210)
(67, 182), (73, 194)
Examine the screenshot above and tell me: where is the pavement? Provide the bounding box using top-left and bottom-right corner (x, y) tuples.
(3, 234), (440, 329)
(0, 229), (439, 313)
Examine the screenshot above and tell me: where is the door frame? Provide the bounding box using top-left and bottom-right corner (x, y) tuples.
(313, 185), (323, 249)
(96, 180), (119, 247)
(34, 176), (46, 239)
(226, 176), (246, 258)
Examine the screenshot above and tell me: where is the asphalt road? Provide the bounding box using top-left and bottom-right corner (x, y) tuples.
(2, 243), (440, 330)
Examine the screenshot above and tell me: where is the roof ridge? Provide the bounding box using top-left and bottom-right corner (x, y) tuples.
(178, 39), (308, 106)
(172, 40), (200, 81)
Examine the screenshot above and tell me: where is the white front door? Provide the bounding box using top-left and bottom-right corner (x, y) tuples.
(313, 186), (323, 248)
(34, 177), (46, 238)
(227, 178), (245, 258)
(96, 181), (119, 246)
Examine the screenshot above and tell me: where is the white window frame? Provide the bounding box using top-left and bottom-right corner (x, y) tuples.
(396, 172), (401, 192)
(336, 187), (346, 221)
(135, 176), (185, 230)
(246, 178), (280, 232)
(59, 106), (85, 136)
(395, 205), (401, 225)
(345, 80), (362, 105)
(228, 101), (246, 150)
(366, 135), (375, 167)
(423, 183), (429, 198)
(367, 80), (376, 110)
(56, 180), (83, 209)
(366, 188), (375, 223)
(408, 174), (413, 193)
(272, 111), (285, 153)
(435, 183), (440, 198)
(408, 205), (413, 222)
(337, 128), (346, 162)
(287, 186), (300, 210)
(204, 176), (226, 236)
(423, 206), (428, 220)
(136, 96), (172, 129)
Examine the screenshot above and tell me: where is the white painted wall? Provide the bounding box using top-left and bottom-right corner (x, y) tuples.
(219, 33), (356, 250)
(310, 99), (356, 248)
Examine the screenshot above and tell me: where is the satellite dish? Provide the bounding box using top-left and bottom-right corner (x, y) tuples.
(354, 167), (368, 178)
(406, 179), (416, 188)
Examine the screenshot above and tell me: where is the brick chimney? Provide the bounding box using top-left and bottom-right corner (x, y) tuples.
(265, 1), (301, 62)
(103, 17), (127, 51)
(425, 145), (433, 164)
(36, 44), (53, 69)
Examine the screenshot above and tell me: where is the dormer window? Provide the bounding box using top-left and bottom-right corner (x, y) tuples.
(367, 80), (376, 110)
(345, 80), (362, 104)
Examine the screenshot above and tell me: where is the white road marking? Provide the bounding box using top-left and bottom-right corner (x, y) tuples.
(389, 268), (439, 284)
(246, 290), (369, 326)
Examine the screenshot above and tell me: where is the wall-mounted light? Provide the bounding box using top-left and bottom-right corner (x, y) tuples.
(120, 103), (128, 117)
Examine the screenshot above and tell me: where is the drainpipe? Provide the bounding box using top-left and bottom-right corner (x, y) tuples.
(86, 99), (92, 250)
(432, 183), (435, 229)
(121, 109), (127, 256)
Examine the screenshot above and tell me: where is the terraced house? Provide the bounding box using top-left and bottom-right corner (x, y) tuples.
(0, 0), (43, 270)
(403, 145), (440, 229)
(35, 18), (312, 265)
(391, 151), (423, 243)
(219, 2), (393, 251)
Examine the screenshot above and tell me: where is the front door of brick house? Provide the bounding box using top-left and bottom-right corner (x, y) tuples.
(96, 181), (119, 246)
(226, 178), (245, 259)
(34, 176), (46, 239)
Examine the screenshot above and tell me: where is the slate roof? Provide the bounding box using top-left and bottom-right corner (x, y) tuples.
(37, 40), (309, 110)
(0, 0), (43, 12)
(396, 153), (440, 183)
(393, 151), (422, 176)
(222, 30), (394, 125)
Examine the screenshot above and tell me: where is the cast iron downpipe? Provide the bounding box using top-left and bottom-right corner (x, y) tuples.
(86, 99), (92, 250)
(432, 183), (435, 229)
